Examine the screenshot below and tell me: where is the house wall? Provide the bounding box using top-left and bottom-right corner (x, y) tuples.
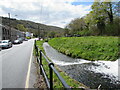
(1, 25), (26, 42)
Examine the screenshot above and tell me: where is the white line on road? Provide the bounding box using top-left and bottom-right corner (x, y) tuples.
(25, 40), (34, 88)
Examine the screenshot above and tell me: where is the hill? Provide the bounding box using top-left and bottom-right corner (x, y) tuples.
(1, 16), (64, 38)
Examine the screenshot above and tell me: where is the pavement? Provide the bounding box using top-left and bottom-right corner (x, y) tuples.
(29, 55), (37, 88)
(1, 39), (37, 88)
(0, 48), (2, 89)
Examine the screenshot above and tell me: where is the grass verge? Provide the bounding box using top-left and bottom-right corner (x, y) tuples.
(48, 36), (119, 61)
(33, 41), (47, 88)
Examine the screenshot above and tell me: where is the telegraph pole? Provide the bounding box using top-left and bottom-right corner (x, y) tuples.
(38, 24), (40, 40)
(39, 3), (43, 40)
(8, 13), (11, 41)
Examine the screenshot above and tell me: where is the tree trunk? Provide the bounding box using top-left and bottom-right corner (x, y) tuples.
(108, 3), (113, 23)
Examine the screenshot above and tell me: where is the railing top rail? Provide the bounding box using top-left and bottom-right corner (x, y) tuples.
(41, 51), (51, 64)
(36, 45), (40, 51)
(50, 65), (71, 89)
(40, 65), (50, 88)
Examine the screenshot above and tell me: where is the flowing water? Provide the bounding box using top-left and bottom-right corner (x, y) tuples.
(43, 42), (120, 89)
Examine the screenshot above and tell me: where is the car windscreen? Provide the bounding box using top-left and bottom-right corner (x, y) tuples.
(18, 38), (22, 40)
(1, 41), (8, 43)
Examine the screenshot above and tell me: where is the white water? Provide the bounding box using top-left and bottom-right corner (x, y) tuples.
(92, 60), (118, 77)
(52, 58), (119, 82)
(51, 59), (91, 66)
(89, 59), (119, 82)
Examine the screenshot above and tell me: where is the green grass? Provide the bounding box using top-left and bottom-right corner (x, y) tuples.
(35, 40), (87, 89)
(48, 36), (119, 61)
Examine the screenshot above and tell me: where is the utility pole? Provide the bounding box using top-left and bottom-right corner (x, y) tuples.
(39, 3), (43, 40)
(8, 13), (11, 41)
(38, 24), (40, 40)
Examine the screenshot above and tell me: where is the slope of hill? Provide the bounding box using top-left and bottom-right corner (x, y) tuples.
(1, 16), (64, 37)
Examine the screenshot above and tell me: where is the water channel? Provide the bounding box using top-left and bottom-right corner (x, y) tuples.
(43, 42), (120, 89)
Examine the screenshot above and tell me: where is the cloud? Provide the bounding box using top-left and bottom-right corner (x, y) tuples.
(0, 0), (92, 28)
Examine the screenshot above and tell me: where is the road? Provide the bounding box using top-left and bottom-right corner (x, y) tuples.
(1, 39), (34, 88)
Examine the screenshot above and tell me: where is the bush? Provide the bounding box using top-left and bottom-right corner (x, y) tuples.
(26, 37), (31, 39)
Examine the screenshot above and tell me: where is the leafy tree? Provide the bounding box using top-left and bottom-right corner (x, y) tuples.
(85, 0), (119, 35)
(66, 18), (87, 35)
(64, 27), (70, 36)
(102, 1), (120, 35)
(84, 11), (100, 35)
(102, 1), (114, 23)
(48, 31), (56, 38)
(91, 1), (106, 35)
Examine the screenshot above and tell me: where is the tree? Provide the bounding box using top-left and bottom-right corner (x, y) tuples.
(91, 1), (107, 35)
(48, 31), (56, 38)
(64, 27), (70, 36)
(102, 1), (113, 23)
(66, 18), (87, 35)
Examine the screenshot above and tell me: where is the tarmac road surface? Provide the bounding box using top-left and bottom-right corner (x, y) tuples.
(1, 39), (34, 88)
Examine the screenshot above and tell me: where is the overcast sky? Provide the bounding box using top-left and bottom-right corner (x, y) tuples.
(0, 0), (95, 28)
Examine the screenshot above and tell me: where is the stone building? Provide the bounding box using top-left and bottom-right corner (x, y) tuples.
(0, 24), (26, 42)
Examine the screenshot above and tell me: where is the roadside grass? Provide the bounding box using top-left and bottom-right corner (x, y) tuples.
(35, 40), (87, 89)
(48, 36), (119, 61)
(33, 41), (47, 88)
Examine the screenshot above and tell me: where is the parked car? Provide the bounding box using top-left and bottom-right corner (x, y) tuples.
(24, 38), (28, 41)
(18, 38), (23, 43)
(0, 40), (1, 50)
(13, 38), (23, 44)
(0, 40), (12, 49)
(13, 40), (21, 44)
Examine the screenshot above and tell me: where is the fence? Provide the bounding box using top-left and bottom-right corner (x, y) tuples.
(34, 40), (71, 90)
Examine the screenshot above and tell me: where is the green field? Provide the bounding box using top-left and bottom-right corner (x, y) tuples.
(48, 36), (119, 61)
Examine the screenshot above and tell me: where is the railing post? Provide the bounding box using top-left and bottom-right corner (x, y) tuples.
(50, 66), (53, 90)
(39, 50), (42, 74)
(49, 63), (54, 90)
(35, 40), (36, 45)
(36, 48), (38, 56)
(34, 40), (37, 56)
(35, 45), (38, 56)
(40, 50), (42, 65)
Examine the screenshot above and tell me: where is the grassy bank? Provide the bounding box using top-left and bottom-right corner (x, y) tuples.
(48, 36), (119, 61)
(35, 40), (87, 88)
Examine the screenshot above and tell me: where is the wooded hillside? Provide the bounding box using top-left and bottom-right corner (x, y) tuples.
(1, 16), (64, 38)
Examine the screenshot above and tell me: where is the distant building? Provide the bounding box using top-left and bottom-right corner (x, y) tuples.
(26, 32), (33, 38)
(1, 25), (11, 40)
(26, 32), (31, 37)
(31, 33), (33, 37)
(0, 24), (2, 40)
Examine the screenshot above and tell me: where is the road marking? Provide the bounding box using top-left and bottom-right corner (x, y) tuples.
(25, 40), (34, 88)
